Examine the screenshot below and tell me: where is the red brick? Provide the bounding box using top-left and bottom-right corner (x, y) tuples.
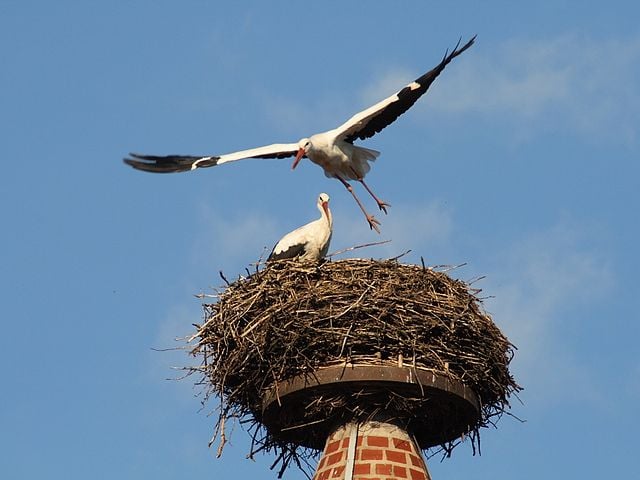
(356, 435), (364, 446)
(409, 468), (427, 480)
(385, 450), (407, 463)
(408, 454), (424, 467)
(317, 470), (330, 480)
(393, 465), (408, 478)
(341, 437), (350, 449)
(331, 465), (345, 478)
(360, 449), (383, 461)
(367, 435), (389, 447)
(326, 452), (343, 465)
(353, 463), (371, 475)
(392, 438), (412, 451)
(375, 464), (393, 475)
(326, 440), (341, 454)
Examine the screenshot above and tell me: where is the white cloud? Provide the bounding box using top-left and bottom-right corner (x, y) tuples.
(359, 68), (415, 107)
(190, 196), (455, 267)
(252, 34), (640, 145)
(143, 206), (279, 393)
(484, 222), (614, 408)
(144, 303), (204, 409)
(257, 89), (352, 137)
(258, 92), (314, 135)
(423, 34), (640, 144)
(331, 199), (455, 261)
(428, 37), (572, 116)
(191, 205), (280, 270)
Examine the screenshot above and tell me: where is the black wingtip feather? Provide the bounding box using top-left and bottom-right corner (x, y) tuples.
(123, 153), (219, 173)
(438, 35), (476, 69)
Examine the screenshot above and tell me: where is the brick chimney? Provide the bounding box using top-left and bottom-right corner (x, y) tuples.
(312, 421), (431, 480)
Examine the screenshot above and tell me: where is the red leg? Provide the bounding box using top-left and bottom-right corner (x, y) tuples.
(335, 175), (381, 233)
(359, 178), (390, 214)
(349, 167), (390, 214)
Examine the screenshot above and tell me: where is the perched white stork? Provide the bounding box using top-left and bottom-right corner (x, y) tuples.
(125, 37), (475, 233)
(267, 193), (332, 262)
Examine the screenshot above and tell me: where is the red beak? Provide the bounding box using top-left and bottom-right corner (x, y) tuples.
(292, 147), (305, 170)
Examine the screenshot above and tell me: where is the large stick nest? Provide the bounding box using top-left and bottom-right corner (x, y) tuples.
(188, 258), (521, 476)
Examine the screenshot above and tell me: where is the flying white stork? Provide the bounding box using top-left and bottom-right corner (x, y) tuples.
(267, 192), (332, 262)
(125, 36), (475, 233)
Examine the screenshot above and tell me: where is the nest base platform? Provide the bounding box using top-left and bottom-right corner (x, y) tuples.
(260, 364), (480, 451)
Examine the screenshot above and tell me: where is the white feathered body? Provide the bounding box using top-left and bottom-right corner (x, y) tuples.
(304, 132), (380, 181)
(268, 193), (333, 262)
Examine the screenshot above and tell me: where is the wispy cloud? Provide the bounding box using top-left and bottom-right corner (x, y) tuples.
(484, 222), (614, 408)
(331, 199), (455, 261)
(359, 68), (415, 108)
(146, 303), (204, 408)
(190, 197), (455, 267)
(247, 34), (640, 145)
(191, 205), (280, 271)
(423, 34), (640, 144)
(257, 89), (351, 137)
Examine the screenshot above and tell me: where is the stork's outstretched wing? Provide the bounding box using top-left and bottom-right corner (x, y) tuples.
(336, 36), (476, 144)
(124, 143), (300, 173)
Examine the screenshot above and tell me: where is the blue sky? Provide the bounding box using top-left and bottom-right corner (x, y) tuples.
(1, 1), (639, 479)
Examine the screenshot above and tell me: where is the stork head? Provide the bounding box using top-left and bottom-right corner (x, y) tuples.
(317, 192), (331, 224)
(293, 138), (311, 169)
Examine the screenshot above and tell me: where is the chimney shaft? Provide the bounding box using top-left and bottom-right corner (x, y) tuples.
(313, 421), (431, 480)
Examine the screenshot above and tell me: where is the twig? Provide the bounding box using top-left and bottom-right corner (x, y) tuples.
(216, 416), (226, 457)
(219, 270), (231, 286)
(390, 249), (411, 261)
(327, 240), (391, 258)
